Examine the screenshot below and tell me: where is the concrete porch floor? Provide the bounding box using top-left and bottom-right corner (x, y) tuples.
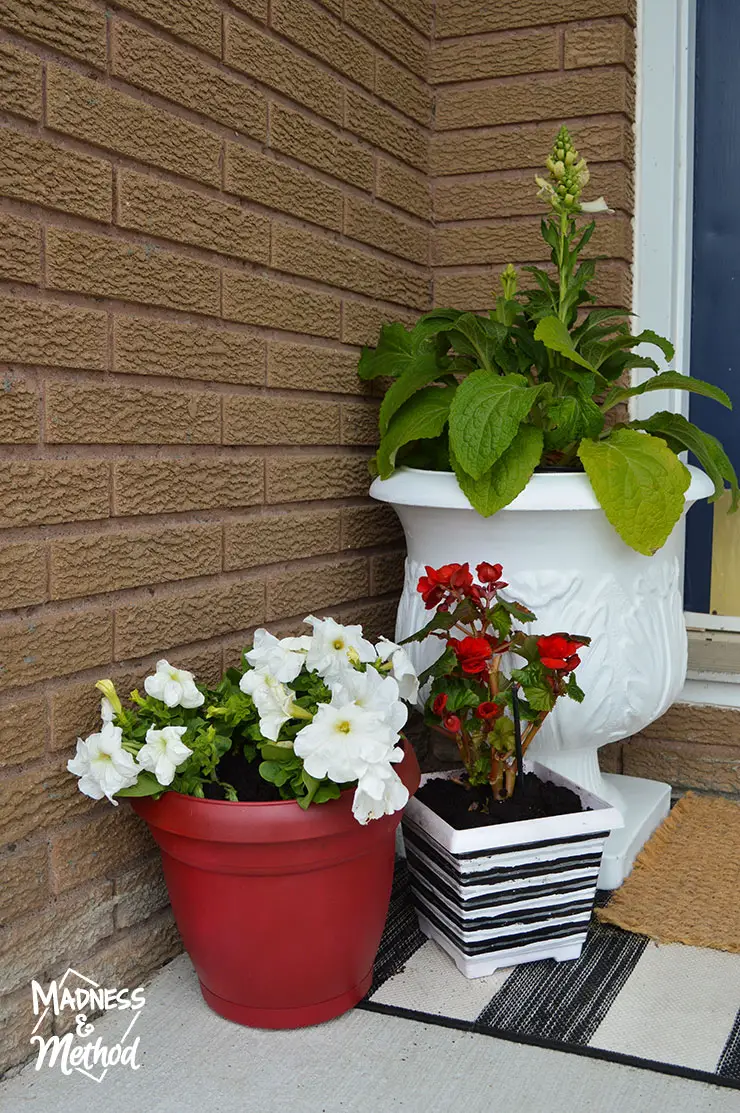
(1, 954), (736, 1113)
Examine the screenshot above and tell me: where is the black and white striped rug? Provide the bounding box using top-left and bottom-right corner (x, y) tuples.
(359, 860), (740, 1090)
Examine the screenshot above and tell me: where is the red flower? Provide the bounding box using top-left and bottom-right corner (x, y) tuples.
(417, 563), (474, 608)
(443, 713), (461, 733)
(475, 701), (503, 722)
(449, 636), (493, 675)
(432, 693), (448, 716)
(537, 633), (587, 672)
(476, 562), (508, 590)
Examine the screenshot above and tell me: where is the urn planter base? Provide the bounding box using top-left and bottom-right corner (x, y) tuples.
(402, 762), (623, 979)
(593, 773), (670, 889)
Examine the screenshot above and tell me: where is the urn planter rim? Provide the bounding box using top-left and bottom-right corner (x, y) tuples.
(370, 464), (713, 513)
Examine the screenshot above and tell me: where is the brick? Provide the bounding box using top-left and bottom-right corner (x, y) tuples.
(224, 395), (340, 445)
(0, 294), (107, 369)
(0, 41), (41, 121)
(225, 143), (342, 231)
(0, 462), (110, 528)
(384, 0), (433, 35)
(435, 0), (636, 37)
(345, 0), (427, 78)
(118, 170), (269, 264)
(0, 0), (106, 67)
(267, 453), (371, 502)
(268, 341), (363, 394)
(0, 881), (115, 994)
(113, 457), (263, 516)
(599, 741), (623, 774)
(565, 20), (634, 70)
(0, 607), (112, 692)
(226, 16), (343, 125)
(431, 27), (559, 84)
(46, 65), (221, 188)
(623, 738), (740, 795)
(315, 0), (342, 14)
(434, 260), (631, 312)
(115, 315), (265, 387)
(50, 523), (222, 600)
(341, 504), (402, 549)
(342, 300), (418, 346)
(437, 71), (633, 131)
(267, 556), (369, 620)
(433, 214), (632, 265)
(114, 0), (222, 55)
(115, 578), (265, 659)
(0, 762), (98, 846)
(115, 857), (169, 929)
(223, 270), (341, 338)
(46, 381), (221, 445)
(272, 224), (429, 310)
(341, 401), (380, 445)
(69, 909), (181, 1000)
(46, 228), (221, 316)
(375, 56), (432, 125)
(0, 126), (112, 222)
(0, 696), (46, 766)
(376, 158), (430, 221)
(272, 0), (374, 88)
(232, 0), (268, 16)
(224, 509), (341, 570)
(51, 809), (154, 894)
(1, 985), (52, 1075)
(0, 843), (48, 927)
(431, 118), (633, 176)
(434, 164), (633, 221)
(334, 596), (397, 639)
(637, 703), (740, 748)
(0, 211), (40, 283)
(0, 542), (47, 609)
(345, 196), (429, 265)
(346, 89), (428, 172)
(370, 550), (405, 594)
(0, 378), (39, 443)
(113, 21), (266, 140)
(270, 103), (374, 192)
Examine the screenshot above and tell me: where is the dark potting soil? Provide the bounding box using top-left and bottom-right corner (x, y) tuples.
(416, 772), (588, 830)
(203, 746), (283, 803)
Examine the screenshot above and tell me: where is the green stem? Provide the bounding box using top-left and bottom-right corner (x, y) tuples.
(557, 210), (569, 323)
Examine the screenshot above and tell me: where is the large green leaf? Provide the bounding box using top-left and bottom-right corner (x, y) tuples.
(378, 343), (446, 434)
(376, 385), (456, 478)
(451, 424), (544, 517)
(448, 370), (540, 480)
(534, 316), (596, 372)
(601, 371), (731, 413)
(632, 410), (739, 509)
(578, 427), (691, 554)
(544, 387), (604, 451)
(358, 321), (415, 381)
(582, 327), (675, 371)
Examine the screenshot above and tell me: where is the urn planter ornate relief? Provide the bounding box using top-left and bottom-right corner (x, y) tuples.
(371, 466), (714, 888)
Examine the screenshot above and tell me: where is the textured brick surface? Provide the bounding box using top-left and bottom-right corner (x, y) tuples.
(0, 843), (48, 927)
(51, 809), (154, 893)
(345, 0), (427, 77)
(342, 300), (418, 346)
(435, 0), (636, 37)
(115, 0), (222, 55)
(267, 453), (372, 502)
(225, 510), (341, 570)
(46, 381), (221, 445)
(623, 739), (740, 794)
(272, 0), (375, 88)
(0, 696), (47, 765)
(345, 195), (429, 265)
(345, 89), (429, 171)
(0, 462), (110, 527)
(433, 214), (632, 265)
(113, 458), (264, 515)
(267, 556), (369, 620)
(0, 40), (42, 120)
(431, 28), (559, 84)
(0, 211), (41, 283)
(0, 127), (112, 221)
(114, 315), (265, 386)
(114, 857), (169, 929)
(0, 542), (47, 609)
(224, 395), (341, 445)
(376, 158), (431, 220)
(0, 379), (40, 444)
(0, 0), (107, 67)
(270, 104), (374, 191)
(0, 294), (107, 369)
(0, 763), (97, 845)
(268, 341), (362, 393)
(223, 270), (341, 337)
(225, 143), (343, 231)
(341, 503), (403, 549)
(341, 401), (381, 445)
(0, 607), (112, 691)
(565, 20), (634, 70)
(375, 56), (432, 124)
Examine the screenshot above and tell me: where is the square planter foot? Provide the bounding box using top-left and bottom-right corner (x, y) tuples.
(417, 912), (588, 978)
(596, 773), (671, 889)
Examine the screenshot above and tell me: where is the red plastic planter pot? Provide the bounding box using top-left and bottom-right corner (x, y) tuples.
(131, 742), (420, 1029)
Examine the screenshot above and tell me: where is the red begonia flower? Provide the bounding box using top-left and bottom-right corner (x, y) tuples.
(449, 636), (493, 675)
(432, 693), (448, 716)
(474, 701), (503, 722)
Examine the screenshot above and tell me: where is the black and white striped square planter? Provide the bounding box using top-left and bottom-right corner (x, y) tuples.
(402, 761), (623, 978)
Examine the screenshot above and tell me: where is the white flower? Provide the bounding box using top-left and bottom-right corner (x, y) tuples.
(375, 638), (419, 703)
(144, 660), (204, 709)
(100, 697), (116, 724)
(67, 722), (139, 805)
(332, 666), (407, 735)
(294, 701), (395, 784)
(136, 725), (192, 787)
(580, 195), (613, 213)
(303, 616), (376, 684)
(245, 629), (311, 684)
(240, 670), (296, 741)
(352, 763), (409, 825)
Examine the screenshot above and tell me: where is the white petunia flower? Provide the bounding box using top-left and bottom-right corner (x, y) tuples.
(303, 615), (376, 684)
(100, 697), (116, 724)
(240, 669), (296, 742)
(352, 763), (409, 825)
(332, 666), (407, 735)
(245, 629), (311, 684)
(136, 725), (192, 787)
(293, 701), (394, 784)
(375, 637), (420, 703)
(67, 722), (139, 805)
(144, 660), (205, 709)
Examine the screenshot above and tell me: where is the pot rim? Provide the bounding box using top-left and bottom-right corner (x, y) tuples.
(370, 464), (713, 513)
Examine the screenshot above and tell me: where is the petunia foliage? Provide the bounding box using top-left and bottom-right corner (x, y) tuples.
(358, 126), (738, 555)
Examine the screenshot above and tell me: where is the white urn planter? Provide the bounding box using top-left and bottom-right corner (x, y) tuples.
(371, 465), (714, 888)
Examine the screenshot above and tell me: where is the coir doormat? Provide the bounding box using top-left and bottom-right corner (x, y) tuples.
(597, 792), (740, 952)
(359, 859), (740, 1089)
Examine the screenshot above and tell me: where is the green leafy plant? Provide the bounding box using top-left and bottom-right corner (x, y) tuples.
(358, 126), (738, 555)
